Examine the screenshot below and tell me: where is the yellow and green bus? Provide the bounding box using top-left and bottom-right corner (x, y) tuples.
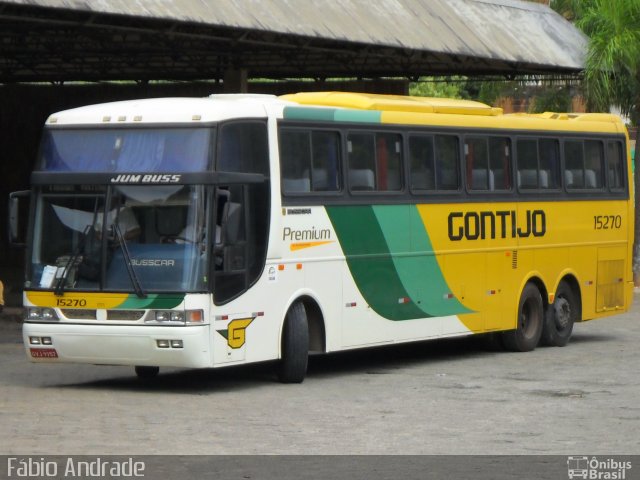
(17, 91), (633, 382)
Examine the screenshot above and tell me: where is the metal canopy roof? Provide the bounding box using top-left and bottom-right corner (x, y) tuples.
(0, 0), (587, 83)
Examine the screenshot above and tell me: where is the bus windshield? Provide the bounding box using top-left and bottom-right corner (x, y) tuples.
(28, 184), (209, 293)
(39, 128), (212, 172)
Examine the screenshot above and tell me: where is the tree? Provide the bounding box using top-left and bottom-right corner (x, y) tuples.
(550, 0), (589, 22)
(409, 76), (464, 98)
(568, 0), (640, 282)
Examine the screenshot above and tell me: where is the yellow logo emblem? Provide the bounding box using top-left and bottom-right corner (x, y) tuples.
(225, 317), (255, 349)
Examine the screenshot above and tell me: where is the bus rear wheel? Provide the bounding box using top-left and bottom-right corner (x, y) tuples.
(277, 301), (309, 384)
(542, 280), (577, 347)
(502, 283), (544, 352)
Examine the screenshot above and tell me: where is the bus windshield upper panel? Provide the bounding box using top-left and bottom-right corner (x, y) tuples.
(40, 128), (212, 172)
(29, 185), (210, 293)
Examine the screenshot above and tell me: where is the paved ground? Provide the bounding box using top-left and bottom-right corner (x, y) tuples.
(0, 297), (639, 457)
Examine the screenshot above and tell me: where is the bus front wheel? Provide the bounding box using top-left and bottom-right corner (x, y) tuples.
(542, 280), (577, 347)
(277, 301), (309, 384)
(502, 283), (544, 352)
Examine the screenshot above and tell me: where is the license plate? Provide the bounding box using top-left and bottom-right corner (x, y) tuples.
(30, 348), (58, 358)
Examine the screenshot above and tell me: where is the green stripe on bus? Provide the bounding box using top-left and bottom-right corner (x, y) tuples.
(120, 294), (184, 309)
(283, 106), (337, 122)
(327, 205), (426, 320)
(283, 106), (382, 124)
(334, 109), (381, 123)
(327, 205), (471, 320)
(372, 205), (472, 317)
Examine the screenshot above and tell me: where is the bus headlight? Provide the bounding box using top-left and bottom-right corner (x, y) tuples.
(147, 310), (204, 325)
(154, 310), (184, 323)
(154, 311), (172, 323)
(26, 308), (59, 322)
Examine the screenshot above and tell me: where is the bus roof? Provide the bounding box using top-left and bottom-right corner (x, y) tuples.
(281, 91), (626, 135)
(281, 91), (503, 116)
(45, 91), (626, 136)
(46, 95), (285, 126)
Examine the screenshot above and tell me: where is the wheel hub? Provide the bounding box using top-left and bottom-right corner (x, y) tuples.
(554, 298), (571, 329)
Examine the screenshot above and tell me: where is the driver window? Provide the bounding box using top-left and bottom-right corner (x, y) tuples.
(214, 121), (270, 305)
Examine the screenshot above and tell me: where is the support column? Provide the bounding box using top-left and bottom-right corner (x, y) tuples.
(224, 68), (248, 93)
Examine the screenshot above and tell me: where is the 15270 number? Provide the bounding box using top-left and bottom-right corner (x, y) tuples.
(594, 215), (622, 230)
(55, 298), (87, 307)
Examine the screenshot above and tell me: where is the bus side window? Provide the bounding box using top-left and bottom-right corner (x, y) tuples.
(279, 128), (341, 193)
(376, 133), (402, 191)
(409, 135), (436, 191)
(489, 137), (511, 191)
(564, 140), (584, 189)
(347, 133), (376, 191)
(539, 138), (560, 189)
(218, 122), (269, 176)
(465, 137), (490, 191)
(565, 140), (604, 190)
(517, 138), (559, 190)
(280, 129), (312, 193)
(607, 141), (625, 190)
(347, 131), (402, 192)
(517, 139), (538, 189)
(585, 140), (604, 189)
(435, 135), (460, 190)
(410, 133), (460, 192)
(311, 131), (341, 192)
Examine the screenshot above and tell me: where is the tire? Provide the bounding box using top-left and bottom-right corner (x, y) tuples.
(502, 282), (544, 352)
(541, 280), (577, 347)
(135, 366), (159, 379)
(277, 301), (309, 383)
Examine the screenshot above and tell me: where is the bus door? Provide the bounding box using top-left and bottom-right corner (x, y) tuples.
(211, 181), (270, 364)
(213, 185), (248, 296)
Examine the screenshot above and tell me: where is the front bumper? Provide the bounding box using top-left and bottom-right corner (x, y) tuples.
(23, 322), (211, 368)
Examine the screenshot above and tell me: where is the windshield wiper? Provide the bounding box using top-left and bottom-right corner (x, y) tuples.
(112, 222), (146, 299)
(54, 224), (92, 296)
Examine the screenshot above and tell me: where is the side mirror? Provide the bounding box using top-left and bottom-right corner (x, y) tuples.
(8, 190), (30, 247)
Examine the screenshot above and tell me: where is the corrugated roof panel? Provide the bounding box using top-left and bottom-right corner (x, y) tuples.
(2, 0), (585, 69)
(451, 0), (585, 66)
(0, 0), (587, 82)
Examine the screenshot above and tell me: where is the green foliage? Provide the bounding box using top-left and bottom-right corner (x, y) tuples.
(475, 81), (505, 106)
(566, 0), (640, 274)
(550, 0), (594, 22)
(528, 86), (572, 113)
(409, 77), (516, 104)
(573, 0), (640, 123)
(409, 76), (572, 113)
(409, 77), (464, 98)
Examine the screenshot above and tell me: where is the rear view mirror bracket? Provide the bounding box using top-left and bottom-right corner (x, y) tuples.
(8, 190), (30, 247)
